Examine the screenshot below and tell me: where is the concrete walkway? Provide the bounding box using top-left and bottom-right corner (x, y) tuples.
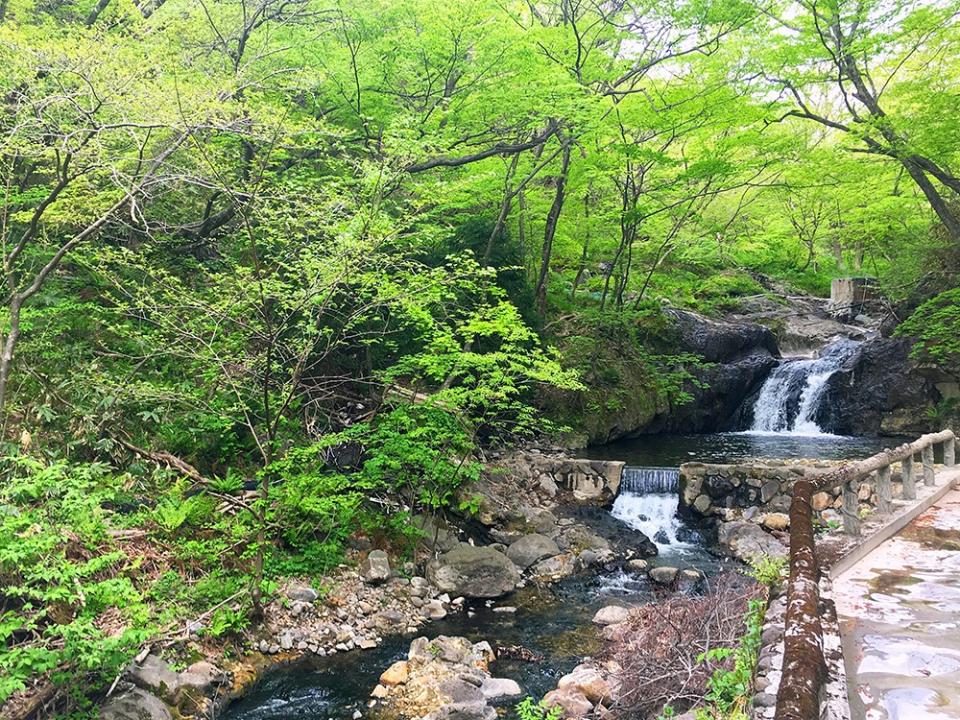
(834, 477), (960, 720)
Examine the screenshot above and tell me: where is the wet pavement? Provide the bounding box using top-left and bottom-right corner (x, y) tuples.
(835, 489), (960, 720)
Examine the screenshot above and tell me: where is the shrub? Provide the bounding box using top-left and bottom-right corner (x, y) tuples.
(896, 287), (960, 374)
(0, 457), (152, 706)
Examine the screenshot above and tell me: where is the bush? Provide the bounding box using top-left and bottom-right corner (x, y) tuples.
(0, 457), (151, 706)
(896, 287), (960, 374)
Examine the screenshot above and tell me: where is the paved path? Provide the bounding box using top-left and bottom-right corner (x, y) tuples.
(834, 484), (960, 720)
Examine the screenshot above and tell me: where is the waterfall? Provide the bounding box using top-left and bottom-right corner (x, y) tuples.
(749, 338), (859, 435)
(612, 467), (685, 547)
(620, 466), (679, 494)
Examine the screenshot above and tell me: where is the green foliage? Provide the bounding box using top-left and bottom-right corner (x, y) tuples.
(0, 457), (151, 704)
(897, 288), (960, 374)
(696, 596), (766, 720)
(693, 273), (765, 315)
(747, 555), (787, 588)
(516, 696), (564, 720)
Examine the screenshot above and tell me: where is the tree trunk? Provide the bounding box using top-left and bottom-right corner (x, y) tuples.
(535, 142), (571, 316)
(901, 159), (960, 240)
(0, 299), (20, 421)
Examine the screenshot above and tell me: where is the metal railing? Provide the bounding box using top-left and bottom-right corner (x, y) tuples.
(774, 429), (957, 720)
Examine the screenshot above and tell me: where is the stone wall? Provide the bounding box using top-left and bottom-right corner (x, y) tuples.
(681, 460), (897, 530)
(487, 450), (624, 503)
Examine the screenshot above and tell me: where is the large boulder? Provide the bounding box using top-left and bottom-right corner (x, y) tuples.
(506, 534), (561, 570)
(718, 522), (787, 563)
(670, 309), (779, 363)
(100, 689), (172, 720)
(427, 544), (520, 598)
(360, 550), (392, 584)
(816, 337), (940, 435)
(643, 310), (780, 433)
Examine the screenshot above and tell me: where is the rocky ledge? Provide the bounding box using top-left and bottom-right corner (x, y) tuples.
(369, 635), (522, 720)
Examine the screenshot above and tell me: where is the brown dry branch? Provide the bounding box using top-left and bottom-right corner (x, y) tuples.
(606, 573), (764, 719)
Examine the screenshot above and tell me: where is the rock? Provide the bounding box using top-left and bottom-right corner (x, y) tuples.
(558, 665), (616, 705)
(649, 566), (678, 585)
(693, 494), (712, 514)
(528, 552), (577, 581)
(480, 677), (523, 702)
(626, 558), (648, 572)
(718, 521), (787, 563)
(543, 687), (595, 717)
(100, 688), (172, 720)
(285, 582), (319, 603)
(371, 684), (390, 698)
(577, 549), (599, 568)
(380, 661), (409, 686)
(811, 492), (832, 511)
(360, 550), (392, 584)
(427, 544), (521, 598)
(423, 703), (497, 720)
(539, 475), (559, 497)
(754, 692), (778, 708)
(129, 655), (181, 700)
(760, 480), (781, 504)
(762, 513), (790, 531)
(592, 605), (631, 626)
(410, 576), (430, 597)
(816, 337), (940, 435)
(374, 609), (405, 632)
(506, 534), (561, 569)
(424, 599), (448, 620)
(178, 661), (229, 694)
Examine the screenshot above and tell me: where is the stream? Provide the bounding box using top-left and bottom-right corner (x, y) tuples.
(224, 465), (728, 720)
(224, 338), (910, 720)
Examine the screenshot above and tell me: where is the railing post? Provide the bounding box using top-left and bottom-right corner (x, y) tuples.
(876, 465), (892, 514)
(922, 444), (935, 486)
(902, 455), (916, 500)
(946, 436), (956, 467)
(842, 479), (861, 535)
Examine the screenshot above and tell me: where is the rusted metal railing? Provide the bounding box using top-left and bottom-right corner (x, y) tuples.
(775, 428), (957, 720)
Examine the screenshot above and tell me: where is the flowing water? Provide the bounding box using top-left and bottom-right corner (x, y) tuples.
(224, 466), (719, 720)
(612, 467), (688, 549)
(748, 338), (860, 435)
(224, 338), (890, 719)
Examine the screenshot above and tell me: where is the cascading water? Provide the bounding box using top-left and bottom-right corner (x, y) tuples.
(612, 467), (686, 547)
(749, 338), (860, 435)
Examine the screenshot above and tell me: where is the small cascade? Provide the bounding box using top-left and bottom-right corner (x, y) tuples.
(749, 338), (860, 435)
(620, 466), (680, 494)
(612, 466), (685, 547)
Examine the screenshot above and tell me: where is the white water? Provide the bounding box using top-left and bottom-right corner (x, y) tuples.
(749, 339), (860, 435)
(612, 467), (686, 548)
